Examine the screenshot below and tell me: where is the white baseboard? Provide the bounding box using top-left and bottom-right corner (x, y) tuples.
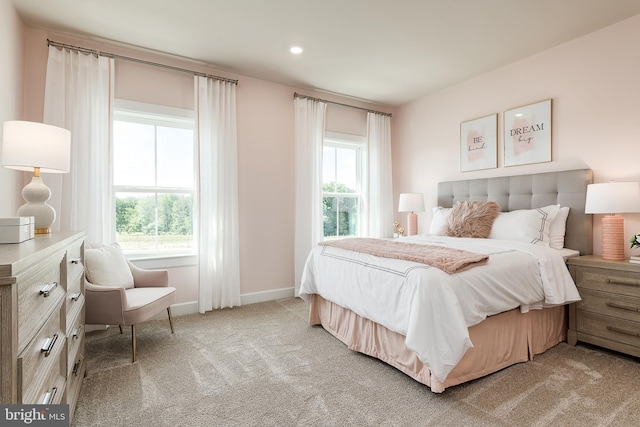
(149, 286), (296, 320)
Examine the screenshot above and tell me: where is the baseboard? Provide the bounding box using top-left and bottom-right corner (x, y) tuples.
(149, 286), (296, 320)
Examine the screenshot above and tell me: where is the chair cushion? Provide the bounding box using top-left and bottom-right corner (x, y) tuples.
(85, 244), (135, 289)
(123, 287), (176, 325)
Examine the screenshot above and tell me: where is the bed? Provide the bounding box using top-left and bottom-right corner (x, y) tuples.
(299, 169), (593, 393)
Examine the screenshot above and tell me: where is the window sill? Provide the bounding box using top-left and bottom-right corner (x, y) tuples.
(125, 253), (197, 269)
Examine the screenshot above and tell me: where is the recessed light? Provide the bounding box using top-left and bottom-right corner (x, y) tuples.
(290, 46), (303, 55)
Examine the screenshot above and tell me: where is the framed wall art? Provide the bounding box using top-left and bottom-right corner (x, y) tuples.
(504, 99), (552, 167)
(460, 113), (497, 172)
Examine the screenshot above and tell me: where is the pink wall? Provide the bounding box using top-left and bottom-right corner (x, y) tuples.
(0, 0), (25, 216)
(19, 26), (384, 308)
(392, 14), (640, 258)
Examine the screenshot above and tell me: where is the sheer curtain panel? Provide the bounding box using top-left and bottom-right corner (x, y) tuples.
(366, 112), (394, 238)
(43, 46), (113, 244)
(294, 97), (327, 296)
(196, 76), (241, 312)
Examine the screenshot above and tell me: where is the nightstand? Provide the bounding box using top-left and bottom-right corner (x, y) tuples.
(567, 255), (640, 358)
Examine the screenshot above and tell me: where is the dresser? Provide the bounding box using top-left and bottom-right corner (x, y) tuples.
(0, 231), (85, 418)
(567, 255), (640, 358)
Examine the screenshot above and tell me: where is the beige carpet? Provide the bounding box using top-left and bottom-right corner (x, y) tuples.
(72, 298), (640, 426)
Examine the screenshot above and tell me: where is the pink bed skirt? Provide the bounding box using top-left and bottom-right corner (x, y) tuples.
(308, 294), (567, 393)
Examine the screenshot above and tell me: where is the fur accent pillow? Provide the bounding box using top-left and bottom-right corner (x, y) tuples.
(444, 200), (501, 238)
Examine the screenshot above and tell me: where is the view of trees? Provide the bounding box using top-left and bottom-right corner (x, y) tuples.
(323, 182), (359, 238)
(116, 194), (193, 246)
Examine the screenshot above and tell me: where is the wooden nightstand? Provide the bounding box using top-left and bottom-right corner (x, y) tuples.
(567, 255), (640, 358)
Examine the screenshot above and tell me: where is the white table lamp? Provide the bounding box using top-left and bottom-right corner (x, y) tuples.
(398, 193), (425, 236)
(2, 121), (71, 234)
(585, 181), (640, 261)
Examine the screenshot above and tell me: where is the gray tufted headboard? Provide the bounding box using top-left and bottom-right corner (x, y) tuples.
(437, 169), (593, 255)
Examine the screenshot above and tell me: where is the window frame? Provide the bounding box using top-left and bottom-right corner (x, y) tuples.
(322, 131), (368, 240)
(112, 99), (197, 260)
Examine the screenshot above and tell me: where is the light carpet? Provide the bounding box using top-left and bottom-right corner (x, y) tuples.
(72, 298), (640, 426)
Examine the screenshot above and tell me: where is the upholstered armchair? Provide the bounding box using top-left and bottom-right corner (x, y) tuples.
(84, 244), (176, 362)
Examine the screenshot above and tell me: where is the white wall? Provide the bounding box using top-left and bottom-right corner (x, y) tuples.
(0, 0), (25, 215)
(392, 14), (640, 258)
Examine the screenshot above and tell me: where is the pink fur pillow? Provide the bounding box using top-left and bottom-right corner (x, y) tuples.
(444, 200), (501, 238)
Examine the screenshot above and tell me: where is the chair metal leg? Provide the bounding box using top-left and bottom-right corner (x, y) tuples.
(119, 325), (124, 334)
(131, 324), (137, 363)
(167, 307), (175, 334)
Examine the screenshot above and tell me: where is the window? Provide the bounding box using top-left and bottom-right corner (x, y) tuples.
(112, 100), (196, 256)
(322, 132), (367, 239)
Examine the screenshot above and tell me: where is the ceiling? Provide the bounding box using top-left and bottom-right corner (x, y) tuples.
(12, 0), (640, 107)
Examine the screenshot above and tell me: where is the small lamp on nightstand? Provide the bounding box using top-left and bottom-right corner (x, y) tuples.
(398, 193), (425, 236)
(585, 181), (640, 261)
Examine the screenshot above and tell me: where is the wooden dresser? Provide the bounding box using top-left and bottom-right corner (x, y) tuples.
(0, 231), (85, 418)
(567, 255), (640, 358)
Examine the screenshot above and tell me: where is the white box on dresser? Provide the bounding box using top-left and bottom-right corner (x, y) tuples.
(0, 231), (85, 422)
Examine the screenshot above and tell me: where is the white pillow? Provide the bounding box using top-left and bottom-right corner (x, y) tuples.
(489, 204), (559, 246)
(549, 206), (570, 249)
(85, 244), (135, 289)
(429, 206), (451, 235)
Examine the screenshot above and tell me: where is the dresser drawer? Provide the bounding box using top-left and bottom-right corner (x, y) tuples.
(17, 252), (64, 353)
(574, 266), (640, 298)
(67, 306), (84, 363)
(18, 306), (66, 404)
(576, 311), (640, 350)
(66, 276), (84, 332)
(577, 288), (640, 323)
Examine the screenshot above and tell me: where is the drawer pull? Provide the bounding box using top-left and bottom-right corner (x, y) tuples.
(71, 292), (81, 301)
(606, 278), (640, 286)
(41, 387), (58, 405)
(606, 325), (640, 338)
(72, 325), (83, 339)
(606, 302), (640, 313)
(41, 333), (59, 357)
(71, 257), (81, 264)
(72, 359), (82, 376)
(39, 281), (58, 297)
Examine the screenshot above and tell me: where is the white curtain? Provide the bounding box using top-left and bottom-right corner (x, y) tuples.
(294, 97), (326, 296)
(43, 46), (113, 244)
(367, 112), (394, 238)
(196, 76), (241, 312)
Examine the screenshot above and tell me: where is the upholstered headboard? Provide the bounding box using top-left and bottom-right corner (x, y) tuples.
(437, 169), (593, 255)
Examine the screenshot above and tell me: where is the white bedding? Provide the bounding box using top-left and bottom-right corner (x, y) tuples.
(299, 235), (581, 383)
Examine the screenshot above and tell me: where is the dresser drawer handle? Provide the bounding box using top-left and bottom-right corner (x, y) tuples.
(41, 333), (59, 357)
(71, 257), (82, 264)
(606, 302), (640, 313)
(606, 278), (640, 286)
(41, 387), (58, 405)
(72, 359), (82, 376)
(71, 292), (81, 301)
(72, 325), (83, 339)
(39, 282), (58, 297)
(606, 325), (640, 338)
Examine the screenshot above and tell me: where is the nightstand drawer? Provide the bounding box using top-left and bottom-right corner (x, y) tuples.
(574, 266), (640, 298)
(577, 288), (640, 323)
(577, 311), (640, 350)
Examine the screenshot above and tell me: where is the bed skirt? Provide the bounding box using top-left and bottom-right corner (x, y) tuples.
(307, 294), (567, 393)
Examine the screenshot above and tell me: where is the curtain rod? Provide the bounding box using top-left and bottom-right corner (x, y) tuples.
(47, 39), (238, 85)
(294, 92), (391, 117)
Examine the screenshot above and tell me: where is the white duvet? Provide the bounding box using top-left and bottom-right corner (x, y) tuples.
(299, 235), (581, 383)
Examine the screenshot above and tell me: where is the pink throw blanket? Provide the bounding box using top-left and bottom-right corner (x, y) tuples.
(318, 238), (488, 274)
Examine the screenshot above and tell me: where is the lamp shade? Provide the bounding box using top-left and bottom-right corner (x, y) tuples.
(398, 193), (425, 213)
(2, 121), (71, 173)
(585, 182), (640, 214)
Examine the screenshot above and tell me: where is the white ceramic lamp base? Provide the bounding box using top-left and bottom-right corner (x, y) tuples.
(17, 175), (56, 234)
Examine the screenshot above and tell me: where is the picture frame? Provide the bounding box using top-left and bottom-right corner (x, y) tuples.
(503, 99), (552, 167)
(460, 113), (497, 172)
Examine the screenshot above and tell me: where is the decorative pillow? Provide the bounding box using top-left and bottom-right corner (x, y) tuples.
(85, 243), (135, 289)
(443, 201), (501, 238)
(429, 206), (451, 235)
(549, 206), (570, 249)
(489, 204), (560, 246)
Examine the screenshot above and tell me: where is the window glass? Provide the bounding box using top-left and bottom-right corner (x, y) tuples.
(113, 101), (195, 255)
